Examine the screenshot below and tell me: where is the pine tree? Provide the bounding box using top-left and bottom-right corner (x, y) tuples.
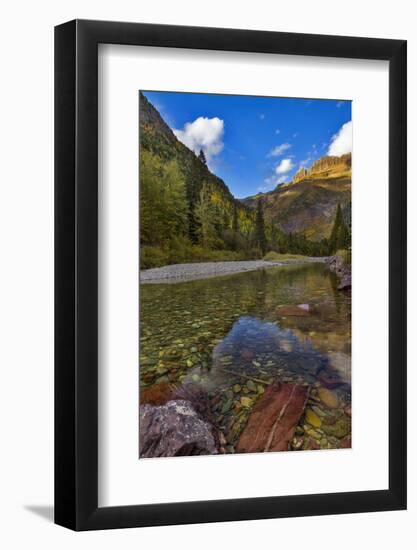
(186, 157), (206, 243)
(198, 149), (207, 166)
(255, 199), (267, 256)
(336, 222), (350, 250)
(329, 203), (350, 254)
(329, 203), (343, 253)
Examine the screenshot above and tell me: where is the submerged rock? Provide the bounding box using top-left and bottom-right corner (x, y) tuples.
(236, 382), (309, 453)
(305, 408), (322, 428)
(140, 382), (175, 406)
(240, 396), (253, 408)
(276, 304), (311, 317)
(139, 399), (220, 458)
(321, 414), (351, 438)
(340, 435), (352, 448)
(318, 370), (344, 389)
(338, 271), (351, 290)
(241, 349), (254, 361)
(317, 387), (339, 409)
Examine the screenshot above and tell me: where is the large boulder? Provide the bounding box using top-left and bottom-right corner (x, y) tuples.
(327, 255), (351, 291)
(327, 255), (345, 276)
(139, 399), (220, 458)
(337, 269), (351, 290)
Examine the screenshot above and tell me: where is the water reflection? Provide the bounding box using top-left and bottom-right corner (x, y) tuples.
(209, 315), (350, 394)
(140, 263), (351, 451)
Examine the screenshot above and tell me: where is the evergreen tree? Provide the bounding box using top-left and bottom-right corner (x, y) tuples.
(255, 199), (267, 255)
(329, 203), (350, 254)
(270, 222), (278, 252)
(329, 203), (343, 253)
(198, 149), (207, 166)
(336, 221), (350, 250)
(186, 158), (206, 243)
(195, 183), (216, 248)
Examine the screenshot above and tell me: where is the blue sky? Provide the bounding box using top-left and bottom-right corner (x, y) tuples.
(143, 91), (352, 199)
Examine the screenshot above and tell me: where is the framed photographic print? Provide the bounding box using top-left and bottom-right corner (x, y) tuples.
(55, 20), (407, 530)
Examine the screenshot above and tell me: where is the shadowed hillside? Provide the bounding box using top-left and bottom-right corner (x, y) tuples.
(242, 154), (351, 241)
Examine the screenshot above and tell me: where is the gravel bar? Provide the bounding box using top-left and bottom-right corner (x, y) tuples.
(140, 259), (326, 284)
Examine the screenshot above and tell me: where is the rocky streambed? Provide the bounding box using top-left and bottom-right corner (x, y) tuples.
(139, 263), (351, 458)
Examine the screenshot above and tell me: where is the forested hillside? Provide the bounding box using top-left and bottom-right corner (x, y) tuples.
(139, 92), (350, 268)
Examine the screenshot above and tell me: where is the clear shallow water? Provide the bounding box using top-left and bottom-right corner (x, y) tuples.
(140, 263), (351, 452)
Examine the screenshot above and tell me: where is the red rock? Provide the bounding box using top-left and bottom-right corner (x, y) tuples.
(241, 349), (254, 360)
(340, 435), (352, 449)
(276, 305), (311, 317)
(140, 382), (174, 406)
(236, 383), (309, 453)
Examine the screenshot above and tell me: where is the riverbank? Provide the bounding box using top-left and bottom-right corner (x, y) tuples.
(140, 257), (328, 284)
(326, 254), (351, 290)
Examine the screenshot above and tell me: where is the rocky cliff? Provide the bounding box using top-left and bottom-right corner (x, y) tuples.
(293, 154), (351, 183)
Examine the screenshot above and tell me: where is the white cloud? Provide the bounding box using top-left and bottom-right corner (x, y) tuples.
(268, 142), (291, 157)
(327, 120), (352, 156)
(275, 158), (294, 174)
(173, 116), (224, 161)
(260, 113), (266, 120)
(275, 128), (281, 134)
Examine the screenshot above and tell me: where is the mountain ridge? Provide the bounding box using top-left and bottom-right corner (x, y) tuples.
(241, 153), (351, 241)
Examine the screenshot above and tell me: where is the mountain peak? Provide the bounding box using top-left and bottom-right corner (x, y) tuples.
(293, 153), (351, 184)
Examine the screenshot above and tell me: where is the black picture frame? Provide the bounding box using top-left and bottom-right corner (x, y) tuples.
(55, 19), (407, 531)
